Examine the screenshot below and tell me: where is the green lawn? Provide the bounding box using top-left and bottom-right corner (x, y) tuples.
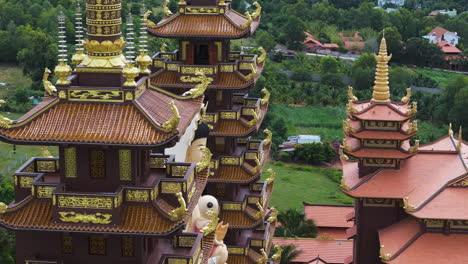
(262, 162), (353, 211)
(0, 64), (32, 97)
(412, 67), (463, 88)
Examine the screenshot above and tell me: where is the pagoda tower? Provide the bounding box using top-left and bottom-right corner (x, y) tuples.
(145, 0), (277, 262)
(0, 0), (221, 263)
(341, 38), (468, 263)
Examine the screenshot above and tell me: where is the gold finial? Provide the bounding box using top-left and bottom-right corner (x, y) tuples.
(265, 168), (275, 184)
(196, 146), (212, 172)
(161, 101), (181, 132)
(219, 0), (226, 6)
(182, 71), (212, 98)
(401, 88), (412, 104)
(42, 68), (57, 96)
(371, 37), (392, 102)
(272, 245), (282, 261)
(257, 47), (266, 64)
(348, 86), (358, 102)
(449, 123), (454, 136)
(380, 245), (392, 261)
(163, 0), (173, 16)
(263, 128), (272, 145)
(251, 1), (262, 19)
(458, 126), (463, 152)
(261, 88), (270, 105)
(122, 62), (140, 87)
(241, 12), (253, 29)
(54, 61), (72, 85)
(168, 192), (187, 221)
(267, 207), (278, 223)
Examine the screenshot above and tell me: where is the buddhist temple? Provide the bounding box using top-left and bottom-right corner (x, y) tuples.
(341, 37), (468, 264)
(0, 0), (276, 263)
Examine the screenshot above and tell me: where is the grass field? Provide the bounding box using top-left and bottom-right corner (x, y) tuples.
(262, 162), (353, 211)
(0, 64), (32, 97)
(412, 67), (464, 88)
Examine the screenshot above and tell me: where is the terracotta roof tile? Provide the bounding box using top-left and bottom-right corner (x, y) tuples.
(411, 188), (468, 220)
(0, 199), (181, 235)
(317, 228), (348, 240)
(426, 27), (449, 39)
(386, 233), (468, 264)
(147, 11), (254, 38)
(272, 238), (353, 264)
(221, 211), (261, 229)
(16, 97), (57, 123)
(378, 217), (421, 258)
(353, 103), (410, 121)
(209, 165), (257, 183)
(437, 41), (462, 54)
(303, 204), (354, 228)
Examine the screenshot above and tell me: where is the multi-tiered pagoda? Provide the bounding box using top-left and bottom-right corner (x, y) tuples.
(341, 37), (468, 264)
(145, 0), (276, 262)
(0, 0), (276, 263)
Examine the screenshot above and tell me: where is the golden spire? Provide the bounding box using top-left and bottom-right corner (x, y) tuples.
(372, 37), (392, 102)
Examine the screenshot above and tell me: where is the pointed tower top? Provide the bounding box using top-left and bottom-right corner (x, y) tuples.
(371, 37), (392, 102)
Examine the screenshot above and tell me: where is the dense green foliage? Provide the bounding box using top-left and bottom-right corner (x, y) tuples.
(275, 208), (318, 238)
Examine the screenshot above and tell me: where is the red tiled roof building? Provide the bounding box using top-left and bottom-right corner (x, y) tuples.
(0, 0), (276, 263)
(340, 37), (468, 263)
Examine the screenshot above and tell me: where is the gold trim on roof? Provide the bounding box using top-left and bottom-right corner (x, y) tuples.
(372, 37), (392, 102)
(401, 87), (411, 104)
(161, 101), (181, 133)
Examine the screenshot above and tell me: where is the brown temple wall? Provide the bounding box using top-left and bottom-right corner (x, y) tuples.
(354, 200), (408, 264)
(16, 231), (61, 264)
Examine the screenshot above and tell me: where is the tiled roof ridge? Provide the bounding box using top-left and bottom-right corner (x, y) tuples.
(154, 12), (181, 28)
(344, 168), (384, 193)
(6, 97), (60, 129)
(302, 203), (353, 208)
(352, 100), (410, 119)
(379, 218), (424, 262)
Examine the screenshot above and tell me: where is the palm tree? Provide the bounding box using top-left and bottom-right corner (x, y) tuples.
(269, 244), (302, 264)
(274, 208), (318, 238)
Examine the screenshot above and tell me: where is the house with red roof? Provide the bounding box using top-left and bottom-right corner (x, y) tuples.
(273, 238), (353, 264)
(303, 204), (354, 240)
(338, 32), (365, 55)
(424, 26), (460, 47)
(303, 32), (339, 53)
(437, 40), (462, 60)
(340, 37), (468, 264)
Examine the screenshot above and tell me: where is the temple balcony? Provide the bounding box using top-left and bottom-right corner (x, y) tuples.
(219, 181), (274, 229)
(208, 138), (270, 183)
(4, 154), (208, 230)
(203, 95), (269, 137)
(150, 50), (264, 90)
(24, 260), (58, 264)
(146, 233), (204, 264)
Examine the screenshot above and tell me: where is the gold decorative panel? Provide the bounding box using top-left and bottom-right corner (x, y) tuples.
(185, 7), (219, 14)
(219, 112), (238, 120)
(58, 195), (113, 209)
(220, 157), (240, 165)
(172, 165), (188, 177)
(126, 190), (149, 202)
(89, 236), (106, 255)
(178, 236), (196, 247)
(425, 219), (444, 228)
(37, 160), (56, 172)
(362, 139), (397, 148)
(227, 247), (246, 255)
(363, 158), (397, 168)
(181, 66), (214, 75)
(222, 203), (242, 211)
(68, 90), (124, 102)
(90, 149), (106, 178)
(121, 237), (134, 257)
(150, 157), (166, 169)
(119, 149), (132, 181)
(161, 182), (182, 193)
(20, 177), (34, 188)
(37, 186), (55, 198)
(64, 147), (77, 178)
(59, 212), (112, 224)
(364, 121), (398, 131)
(363, 198), (395, 207)
(168, 258), (188, 264)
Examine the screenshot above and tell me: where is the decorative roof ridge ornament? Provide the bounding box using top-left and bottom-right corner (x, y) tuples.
(449, 123), (454, 136)
(263, 128), (272, 145)
(251, 1), (262, 20)
(161, 101), (181, 132)
(261, 88), (270, 105)
(346, 100), (359, 115)
(168, 192), (187, 221)
(339, 145), (349, 161)
(254, 202), (264, 220)
(265, 168), (275, 184)
(42, 68), (57, 96)
(379, 245), (392, 261)
(0, 202), (7, 214)
(371, 37), (392, 103)
(256, 248), (268, 264)
(408, 140), (419, 153)
(240, 11), (253, 29)
(0, 99), (13, 129)
(401, 87), (412, 104)
(267, 207), (278, 223)
(252, 157), (262, 174)
(405, 101), (417, 116)
(407, 120), (418, 134)
(257, 47), (266, 64)
(402, 197), (416, 211)
(196, 146), (212, 172)
(201, 209), (219, 236)
(163, 0), (173, 17)
(143, 10), (157, 28)
(181, 71), (212, 98)
(340, 175), (351, 191)
(271, 244), (282, 261)
(348, 86), (358, 102)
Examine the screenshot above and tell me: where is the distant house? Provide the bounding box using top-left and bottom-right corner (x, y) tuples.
(377, 0), (405, 7)
(428, 9), (457, 17)
(339, 32), (366, 55)
(280, 135), (321, 151)
(424, 26), (460, 46)
(304, 203), (355, 240)
(437, 41), (462, 60)
(303, 33), (339, 53)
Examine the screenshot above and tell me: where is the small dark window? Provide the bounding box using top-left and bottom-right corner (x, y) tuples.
(195, 44), (209, 65)
(89, 236), (106, 255)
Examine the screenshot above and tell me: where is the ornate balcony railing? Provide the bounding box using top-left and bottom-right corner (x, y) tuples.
(160, 233), (203, 264)
(24, 260), (58, 264)
(151, 50), (260, 84)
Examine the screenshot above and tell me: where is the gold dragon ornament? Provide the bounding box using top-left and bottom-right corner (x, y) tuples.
(261, 88), (270, 105)
(163, 0), (173, 16)
(201, 209), (219, 236)
(143, 10), (157, 28)
(182, 72), (213, 98)
(268, 207), (278, 223)
(196, 146), (212, 172)
(265, 168), (275, 185)
(42, 68), (57, 96)
(168, 192), (187, 221)
(0, 99), (13, 128)
(271, 245), (282, 261)
(161, 101), (181, 132)
(263, 128), (272, 145)
(251, 1), (262, 19)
